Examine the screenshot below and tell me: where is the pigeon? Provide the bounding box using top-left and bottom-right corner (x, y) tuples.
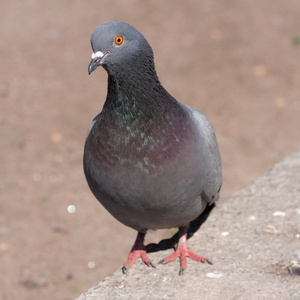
(84, 21), (222, 275)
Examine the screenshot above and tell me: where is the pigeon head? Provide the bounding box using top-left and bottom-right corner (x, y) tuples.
(88, 21), (155, 77)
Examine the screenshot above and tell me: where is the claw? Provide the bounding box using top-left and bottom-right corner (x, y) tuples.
(122, 232), (155, 273)
(148, 261), (156, 268)
(158, 226), (212, 274)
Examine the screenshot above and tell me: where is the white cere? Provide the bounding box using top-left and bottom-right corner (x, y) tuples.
(91, 51), (104, 59)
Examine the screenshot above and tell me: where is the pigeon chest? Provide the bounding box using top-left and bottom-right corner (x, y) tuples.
(86, 112), (195, 176)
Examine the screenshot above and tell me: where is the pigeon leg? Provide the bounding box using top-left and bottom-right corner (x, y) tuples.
(122, 231), (156, 274)
(159, 226), (212, 275)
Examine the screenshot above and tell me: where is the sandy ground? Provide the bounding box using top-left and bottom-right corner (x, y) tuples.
(1, 1), (300, 299)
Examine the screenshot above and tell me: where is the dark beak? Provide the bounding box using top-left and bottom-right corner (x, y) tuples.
(88, 58), (101, 75)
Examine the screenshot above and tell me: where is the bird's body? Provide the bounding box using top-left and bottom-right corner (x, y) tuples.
(84, 21), (222, 274)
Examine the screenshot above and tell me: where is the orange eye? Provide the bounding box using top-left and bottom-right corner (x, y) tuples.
(115, 35), (124, 45)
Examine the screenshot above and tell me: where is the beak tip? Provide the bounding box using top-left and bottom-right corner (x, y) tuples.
(88, 63), (94, 75)
(88, 59), (98, 75)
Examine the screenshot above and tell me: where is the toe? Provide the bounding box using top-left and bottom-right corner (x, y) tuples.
(141, 251), (155, 267)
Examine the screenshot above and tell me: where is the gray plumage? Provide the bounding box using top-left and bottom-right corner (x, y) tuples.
(84, 21), (222, 274)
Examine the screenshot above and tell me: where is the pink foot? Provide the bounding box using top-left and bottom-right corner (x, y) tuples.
(159, 226), (212, 275)
(122, 232), (156, 274)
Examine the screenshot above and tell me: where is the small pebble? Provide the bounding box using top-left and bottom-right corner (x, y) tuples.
(88, 261), (96, 269)
(66, 273), (73, 281)
(265, 225), (278, 234)
(206, 272), (223, 278)
(272, 211), (286, 217)
(253, 64), (268, 77)
(248, 216), (256, 221)
(275, 97), (287, 108)
(287, 261), (300, 276)
(0, 243), (9, 251)
(67, 205), (76, 214)
(221, 232), (229, 236)
(50, 132), (63, 143)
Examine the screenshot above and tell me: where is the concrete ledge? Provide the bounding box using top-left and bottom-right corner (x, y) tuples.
(76, 151), (300, 299)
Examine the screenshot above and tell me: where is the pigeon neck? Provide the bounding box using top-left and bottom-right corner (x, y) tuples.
(103, 69), (177, 116)
(99, 72), (188, 135)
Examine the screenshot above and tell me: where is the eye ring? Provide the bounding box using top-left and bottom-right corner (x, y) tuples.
(115, 35), (124, 45)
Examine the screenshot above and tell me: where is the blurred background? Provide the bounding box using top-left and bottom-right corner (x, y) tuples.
(1, 0), (299, 299)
